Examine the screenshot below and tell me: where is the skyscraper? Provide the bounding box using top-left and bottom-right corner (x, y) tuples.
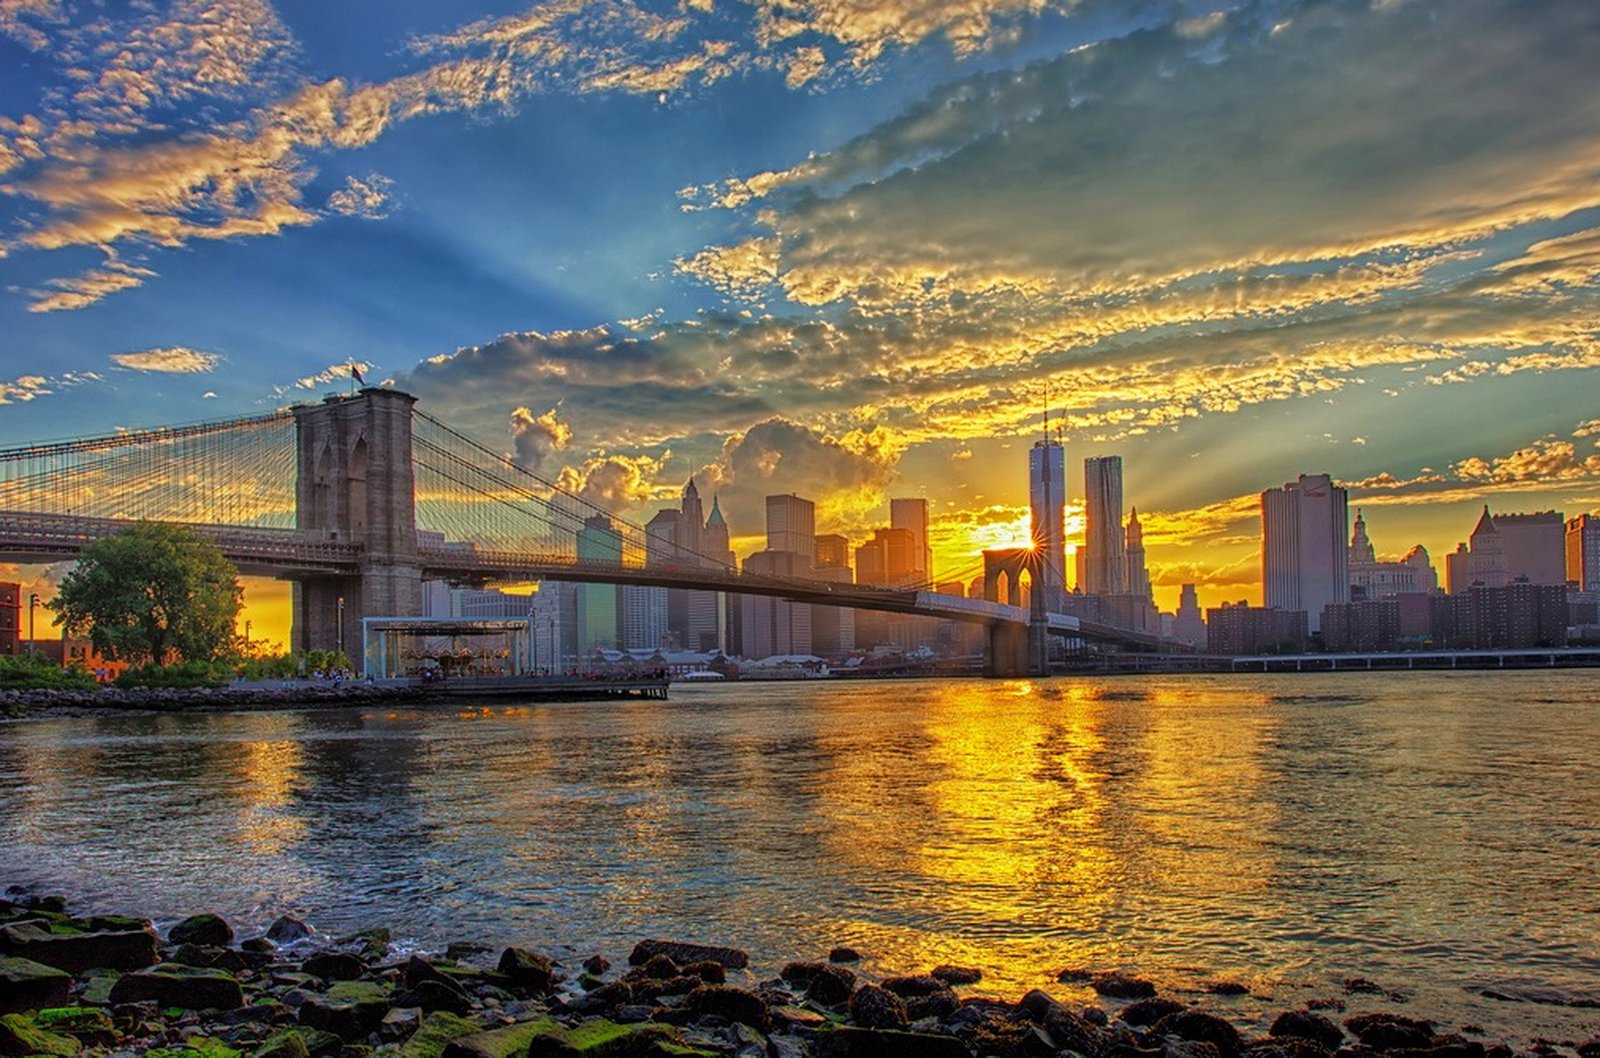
(575, 514), (622, 653)
(1261, 473), (1349, 633)
(1125, 507), (1150, 600)
(1569, 512), (1600, 592)
(890, 498), (932, 584)
(1029, 439), (1067, 604)
(766, 494), (815, 558)
(1083, 455), (1127, 597)
(695, 495), (735, 652)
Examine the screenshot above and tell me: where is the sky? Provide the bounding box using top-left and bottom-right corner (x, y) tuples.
(4, 0), (1600, 644)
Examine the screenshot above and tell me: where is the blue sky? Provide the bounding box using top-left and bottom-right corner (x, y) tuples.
(4, 0), (1600, 613)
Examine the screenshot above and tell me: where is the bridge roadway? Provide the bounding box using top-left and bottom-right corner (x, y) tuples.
(0, 510), (1170, 650)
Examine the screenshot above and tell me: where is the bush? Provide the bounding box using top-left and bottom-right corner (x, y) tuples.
(236, 649), (353, 681)
(0, 652), (98, 691)
(114, 660), (231, 689)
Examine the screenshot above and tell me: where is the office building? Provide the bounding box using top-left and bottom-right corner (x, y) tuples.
(740, 549), (813, 657)
(1206, 603), (1308, 655)
(1447, 507), (1565, 592)
(855, 527), (919, 587)
(1172, 584), (1206, 648)
(0, 582), (19, 655)
(1029, 439), (1068, 603)
(1347, 510), (1438, 599)
(1262, 473), (1348, 633)
(766, 494), (815, 558)
(575, 515), (622, 653)
(1126, 508), (1150, 600)
(890, 498), (932, 585)
(1569, 512), (1600, 592)
(1083, 455), (1127, 597)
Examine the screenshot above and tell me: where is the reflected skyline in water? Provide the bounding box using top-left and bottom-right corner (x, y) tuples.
(2, 673), (1597, 1044)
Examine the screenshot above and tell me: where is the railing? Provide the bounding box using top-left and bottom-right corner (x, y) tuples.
(0, 511), (361, 570)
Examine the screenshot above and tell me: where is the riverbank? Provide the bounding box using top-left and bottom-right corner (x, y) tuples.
(2, 893), (1593, 1058)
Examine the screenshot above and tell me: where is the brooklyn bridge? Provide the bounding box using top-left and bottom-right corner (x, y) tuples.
(0, 388), (1168, 676)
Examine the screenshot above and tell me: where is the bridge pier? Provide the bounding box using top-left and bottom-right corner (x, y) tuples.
(988, 621), (1031, 677)
(292, 389), (422, 657)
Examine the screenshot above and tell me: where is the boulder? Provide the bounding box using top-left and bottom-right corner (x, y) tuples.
(32, 1007), (115, 1047)
(905, 989), (959, 1021)
(582, 955), (610, 975)
(440, 1020), (558, 1058)
(1094, 973), (1158, 999)
(815, 1027), (971, 1058)
(391, 980), (473, 1017)
(108, 963), (244, 1010)
(0, 956), (71, 1015)
(266, 917), (314, 945)
(780, 962), (855, 1006)
(930, 965), (982, 986)
(297, 982), (390, 1041)
(1344, 1015), (1434, 1052)
(627, 940), (749, 970)
(1152, 1011), (1242, 1058)
(1270, 1011), (1344, 1051)
(882, 975), (948, 999)
(252, 1031), (311, 1058)
(683, 985), (770, 1031)
(0, 923), (158, 974)
(525, 1019), (715, 1057)
(497, 948), (556, 993)
(169, 914), (234, 948)
(829, 948), (861, 963)
(849, 985), (909, 1030)
(301, 952), (366, 982)
(1577, 1040), (1600, 1058)
(1122, 998), (1185, 1028)
(337, 929), (391, 962)
(680, 960), (725, 985)
(0, 1012), (80, 1058)
(401, 1012), (481, 1058)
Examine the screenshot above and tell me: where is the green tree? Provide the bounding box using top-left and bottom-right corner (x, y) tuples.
(52, 522), (244, 665)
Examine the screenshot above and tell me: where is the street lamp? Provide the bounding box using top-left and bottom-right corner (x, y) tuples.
(28, 594), (39, 655)
(336, 596), (345, 657)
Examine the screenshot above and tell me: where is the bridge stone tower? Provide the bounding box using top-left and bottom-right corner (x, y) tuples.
(292, 389), (422, 656)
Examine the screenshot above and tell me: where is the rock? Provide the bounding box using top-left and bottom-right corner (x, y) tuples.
(849, 985), (909, 1030)
(1242, 1039), (1332, 1058)
(829, 948), (861, 963)
(905, 989), (959, 1022)
(301, 953), (367, 982)
(32, 1007), (115, 1047)
(1344, 1015), (1434, 1052)
(582, 955), (610, 976)
(169, 914), (234, 948)
(404, 957), (462, 992)
(930, 965), (982, 986)
(400, 1012), (481, 1058)
(391, 981), (473, 1017)
(683, 985), (770, 1032)
(680, 960), (725, 985)
(0, 956), (72, 1014)
(1271, 1011), (1344, 1050)
(496, 948), (556, 993)
(1577, 1040), (1600, 1058)
(295, 1028), (344, 1058)
(780, 962), (856, 1005)
(1057, 968), (1096, 983)
(627, 940), (749, 971)
(254, 1031), (312, 1058)
(337, 929), (391, 962)
(1152, 1011), (1242, 1058)
(0, 923), (159, 974)
(242, 939), (277, 956)
(1208, 983), (1250, 997)
(1094, 973), (1158, 999)
(267, 917), (314, 945)
(109, 964), (245, 1010)
(528, 1019), (714, 1057)
(1164, 1041), (1223, 1058)
(445, 943), (491, 961)
(1122, 998), (1185, 1027)
(440, 1020), (557, 1058)
(636, 955), (680, 980)
(1083, 1006), (1109, 1026)
(297, 982), (390, 1042)
(0, 1012), (81, 1057)
(882, 975), (948, 999)
(815, 1027), (971, 1058)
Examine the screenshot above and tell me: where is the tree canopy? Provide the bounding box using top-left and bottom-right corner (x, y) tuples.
(53, 522), (243, 666)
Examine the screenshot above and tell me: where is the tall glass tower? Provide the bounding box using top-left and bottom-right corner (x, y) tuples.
(1029, 439), (1067, 607)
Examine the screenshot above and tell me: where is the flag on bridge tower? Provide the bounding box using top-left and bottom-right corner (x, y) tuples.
(351, 363), (365, 385)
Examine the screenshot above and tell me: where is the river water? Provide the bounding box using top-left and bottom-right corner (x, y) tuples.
(3, 673), (1598, 1044)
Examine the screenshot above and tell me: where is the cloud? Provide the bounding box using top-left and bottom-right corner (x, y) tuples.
(0, 0), (62, 50)
(326, 173), (394, 219)
(109, 348), (222, 374)
(28, 260), (156, 313)
(695, 417), (901, 531)
(555, 451), (670, 512)
(509, 405), (572, 471)
(0, 374), (53, 405)
(285, 361), (374, 392)
(1453, 440), (1600, 484)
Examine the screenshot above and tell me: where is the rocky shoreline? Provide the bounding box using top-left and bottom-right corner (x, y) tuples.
(0, 684), (412, 719)
(3, 894), (1595, 1058)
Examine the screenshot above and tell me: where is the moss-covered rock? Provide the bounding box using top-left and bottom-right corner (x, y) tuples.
(253, 1030), (311, 1058)
(525, 1020), (715, 1058)
(440, 1020), (560, 1058)
(399, 1012), (481, 1058)
(496, 948), (555, 993)
(32, 1007), (114, 1046)
(0, 1012), (82, 1058)
(143, 1037), (242, 1058)
(0, 923), (159, 974)
(169, 915), (234, 948)
(0, 956), (71, 1015)
(298, 982), (390, 1041)
(108, 963), (245, 1010)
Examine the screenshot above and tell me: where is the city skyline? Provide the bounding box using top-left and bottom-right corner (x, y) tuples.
(5, 0), (1600, 642)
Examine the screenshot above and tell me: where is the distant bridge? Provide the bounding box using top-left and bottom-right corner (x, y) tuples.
(0, 389), (1169, 675)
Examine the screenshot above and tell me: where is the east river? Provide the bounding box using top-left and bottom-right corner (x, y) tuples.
(2, 673), (1597, 1044)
